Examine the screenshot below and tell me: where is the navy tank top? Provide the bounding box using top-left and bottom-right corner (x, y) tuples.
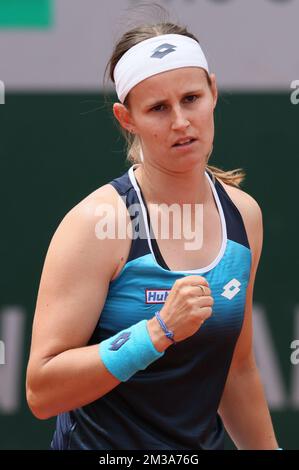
(51, 164), (251, 450)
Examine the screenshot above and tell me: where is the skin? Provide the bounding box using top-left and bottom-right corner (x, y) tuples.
(113, 67), (218, 205)
(26, 65), (279, 449)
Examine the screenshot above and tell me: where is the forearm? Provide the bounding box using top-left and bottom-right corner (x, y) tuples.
(27, 343), (121, 419)
(27, 318), (170, 420)
(218, 361), (279, 450)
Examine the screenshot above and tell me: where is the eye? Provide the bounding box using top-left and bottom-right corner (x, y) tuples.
(150, 95), (199, 112)
(151, 104), (165, 112)
(184, 95), (199, 103)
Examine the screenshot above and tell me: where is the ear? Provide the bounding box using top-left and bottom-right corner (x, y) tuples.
(209, 73), (218, 109)
(113, 103), (136, 133)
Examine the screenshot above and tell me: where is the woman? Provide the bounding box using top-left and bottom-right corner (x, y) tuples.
(26, 22), (280, 450)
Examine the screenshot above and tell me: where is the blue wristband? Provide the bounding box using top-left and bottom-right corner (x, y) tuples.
(155, 310), (176, 344)
(99, 319), (164, 382)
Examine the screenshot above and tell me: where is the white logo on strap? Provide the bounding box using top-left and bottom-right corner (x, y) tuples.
(221, 278), (241, 300)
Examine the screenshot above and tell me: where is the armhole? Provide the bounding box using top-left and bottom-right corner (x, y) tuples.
(214, 177), (251, 250)
(107, 183), (134, 282)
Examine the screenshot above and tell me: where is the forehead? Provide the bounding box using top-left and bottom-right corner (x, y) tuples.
(128, 67), (208, 104)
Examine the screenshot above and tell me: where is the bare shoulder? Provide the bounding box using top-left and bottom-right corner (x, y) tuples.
(218, 180), (262, 223)
(50, 183), (131, 281)
(217, 179), (263, 260)
(72, 183), (123, 218)
(55, 183), (120, 243)
(28, 183), (132, 362)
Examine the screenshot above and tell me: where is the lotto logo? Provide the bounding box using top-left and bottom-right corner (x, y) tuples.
(151, 43), (177, 59)
(109, 332), (131, 351)
(221, 279), (241, 300)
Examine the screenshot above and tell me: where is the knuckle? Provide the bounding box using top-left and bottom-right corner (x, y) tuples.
(174, 278), (184, 288)
(181, 286), (191, 299)
(200, 307), (212, 320)
(206, 307), (213, 317)
(199, 276), (209, 286)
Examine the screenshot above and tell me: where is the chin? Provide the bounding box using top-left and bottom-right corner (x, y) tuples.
(169, 153), (206, 173)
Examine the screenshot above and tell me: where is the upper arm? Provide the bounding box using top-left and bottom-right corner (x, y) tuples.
(223, 185), (264, 369)
(27, 184), (129, 372)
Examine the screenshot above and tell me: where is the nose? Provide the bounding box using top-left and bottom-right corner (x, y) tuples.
(171, 105), (190, 131)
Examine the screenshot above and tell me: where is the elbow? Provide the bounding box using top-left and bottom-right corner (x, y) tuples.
(26, 385), (52, 420)
(26, 372), (54, 420)
(26, 393), (48, 420)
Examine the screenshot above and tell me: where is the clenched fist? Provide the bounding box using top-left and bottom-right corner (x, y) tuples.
(147, 275), (214, 352)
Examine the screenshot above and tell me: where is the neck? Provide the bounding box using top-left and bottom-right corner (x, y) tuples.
(133, 161), (210, 206)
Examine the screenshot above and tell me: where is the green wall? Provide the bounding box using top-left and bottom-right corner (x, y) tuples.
(0, 92), (298, 449)
(0, 0), (52, 27)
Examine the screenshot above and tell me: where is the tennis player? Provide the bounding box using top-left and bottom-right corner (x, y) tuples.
(26, 21), (281, 450)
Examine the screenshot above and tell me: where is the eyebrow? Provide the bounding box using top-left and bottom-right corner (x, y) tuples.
(145, 89), (203, 109)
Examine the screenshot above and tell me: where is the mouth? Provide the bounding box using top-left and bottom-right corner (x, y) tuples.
(172, 138), (197, 148)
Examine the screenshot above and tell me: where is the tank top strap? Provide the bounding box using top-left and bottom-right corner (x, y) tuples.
(206, 170), (250, 250)
(109, 167), (151, 263)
